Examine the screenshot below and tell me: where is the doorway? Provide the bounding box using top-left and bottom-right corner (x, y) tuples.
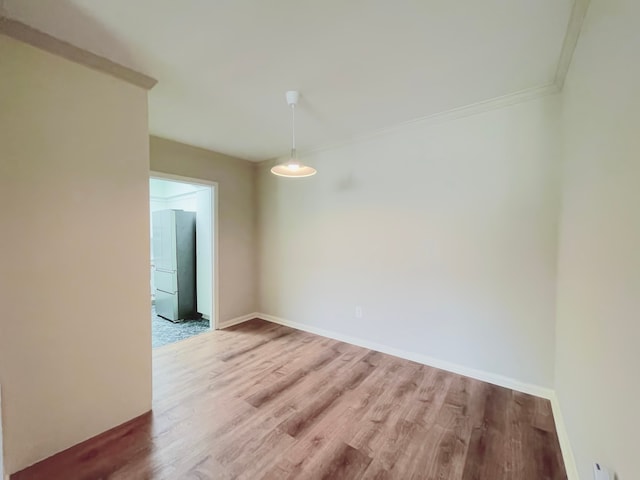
(149, 174), (217, 348)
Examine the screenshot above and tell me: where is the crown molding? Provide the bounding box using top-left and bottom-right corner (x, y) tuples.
(554, 0), (591, 90)
(0, 15), (157, 90)
(258, 82), (560, 167)
(257, 1), (592, 168)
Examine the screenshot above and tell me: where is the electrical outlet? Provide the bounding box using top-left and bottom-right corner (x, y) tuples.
(593, 463), (612, 480)
(355, 306), (363, 319)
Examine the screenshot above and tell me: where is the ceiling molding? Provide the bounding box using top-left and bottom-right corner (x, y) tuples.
(554, 0), (591, 90)
(259, 82), (560, 167)
(278, 0), (595, 166)
(0, 15), (157, 90)
(260, 0), (593, 169)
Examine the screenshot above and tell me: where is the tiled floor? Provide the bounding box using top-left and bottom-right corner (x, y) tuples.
(151, 306), (210, 348)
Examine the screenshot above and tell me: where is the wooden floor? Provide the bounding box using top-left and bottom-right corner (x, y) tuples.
(14, 320), (567, 480)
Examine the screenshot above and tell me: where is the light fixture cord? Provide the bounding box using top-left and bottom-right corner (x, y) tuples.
(291, 103), (296, 157)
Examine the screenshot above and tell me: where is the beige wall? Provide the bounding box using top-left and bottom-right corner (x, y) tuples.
(150, 136), (257, 322)
(555, 0), (640, 478)
(0, 35), (152, 474)
(257, 95), (561, 389)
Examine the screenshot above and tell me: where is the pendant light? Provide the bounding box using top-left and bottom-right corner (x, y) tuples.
(271, 91), (317, 177)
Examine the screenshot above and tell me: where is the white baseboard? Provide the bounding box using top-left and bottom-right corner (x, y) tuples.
(218, 312), (259, 329)
(243, 312), (577, 478)
(257, 313), (554, 399)
(549, 393), (579, 480)
(258, 313), (578, 477)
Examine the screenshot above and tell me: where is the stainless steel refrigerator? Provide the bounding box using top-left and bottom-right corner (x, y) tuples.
(152, 209), (196, 321)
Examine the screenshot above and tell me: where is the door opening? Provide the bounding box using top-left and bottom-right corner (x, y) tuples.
(149, 174), (217, 348)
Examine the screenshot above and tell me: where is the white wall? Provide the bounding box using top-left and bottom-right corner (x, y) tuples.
(257, 94), (561, 389)
(150, 136), (257, 322)
(555, 0), (640, 478)
(0, 35), (151, 474)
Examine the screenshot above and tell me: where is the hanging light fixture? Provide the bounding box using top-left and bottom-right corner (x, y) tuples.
(271, 91), (317, 178)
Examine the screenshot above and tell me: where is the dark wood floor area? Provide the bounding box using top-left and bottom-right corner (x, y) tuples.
(14, 319), (567, 480)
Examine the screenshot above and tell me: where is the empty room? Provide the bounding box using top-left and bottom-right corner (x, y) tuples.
(0, 0), (637, 479)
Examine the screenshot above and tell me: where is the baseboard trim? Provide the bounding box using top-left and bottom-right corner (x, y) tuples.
(218, 312), (577, 476)
(257, 313), (580, 477)
(218, 312), (259, 329)
(257, 313), (554, 399)
(549, 393), (579, 480)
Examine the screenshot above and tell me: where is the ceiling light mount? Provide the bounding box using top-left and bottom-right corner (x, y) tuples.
(285, 90), (299, 107)
(271, 90), (317, 178)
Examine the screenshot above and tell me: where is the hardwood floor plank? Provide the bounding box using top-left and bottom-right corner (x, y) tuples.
(422, 377), (480, 480)
(278, 350), (380, 438)
(504, 390), (536, 478)
(460, 384), (512, 480)
(531, 396), (557, 433)
(312, 442), (372, 480)
(347, 361), (431, 458)
(13, 319), (567, 480)
(182, 455), (234, 480)
(528, 427), (567, 480)
(398, 377), (484, 480)
(218, 328), (294, 362)
(276, 441), (373, 480)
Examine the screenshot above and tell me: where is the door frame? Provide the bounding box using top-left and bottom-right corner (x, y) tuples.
(149, 171), (219, 330)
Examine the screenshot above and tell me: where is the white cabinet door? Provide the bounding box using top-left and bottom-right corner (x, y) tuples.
(152, 210), (177, 272)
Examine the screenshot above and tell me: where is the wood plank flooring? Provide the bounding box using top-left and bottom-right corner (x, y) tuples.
(13, 319), (567, 480)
